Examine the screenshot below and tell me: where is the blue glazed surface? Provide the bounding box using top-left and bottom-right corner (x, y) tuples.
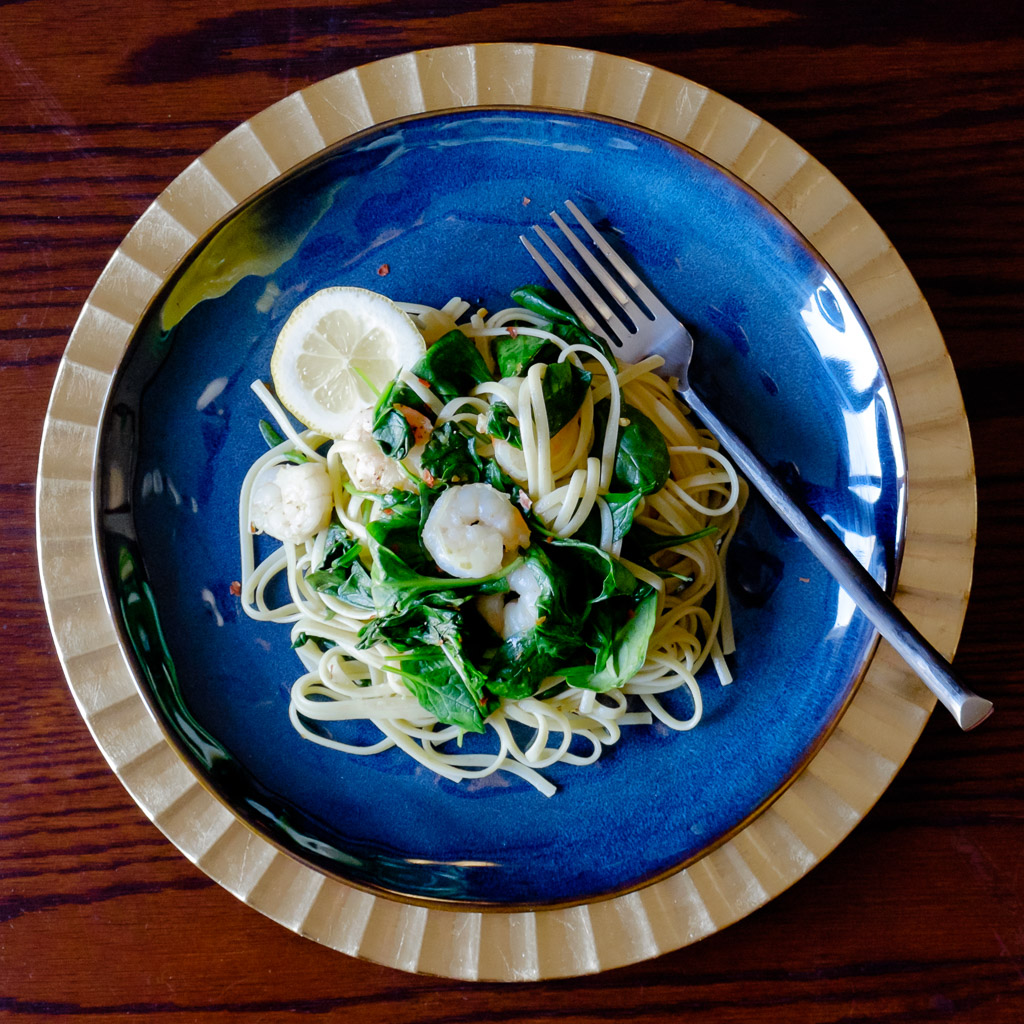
(99, 109), (905, 907)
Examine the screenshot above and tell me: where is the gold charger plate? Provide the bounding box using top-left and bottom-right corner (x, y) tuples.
(36, 42), (975, 980)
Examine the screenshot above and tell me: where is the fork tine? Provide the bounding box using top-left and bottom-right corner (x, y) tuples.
(530, 223), (635, 346)
(528, 220), (638, 348)
(563, 200), (668, 316)
(518, 234), (612, 344)
(549, 210), (633, 309)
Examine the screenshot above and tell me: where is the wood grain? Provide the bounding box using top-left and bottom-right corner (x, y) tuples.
(2, 0), (1022, 1019)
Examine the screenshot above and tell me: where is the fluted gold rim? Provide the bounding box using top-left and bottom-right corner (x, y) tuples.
(37, 42), (975, 981)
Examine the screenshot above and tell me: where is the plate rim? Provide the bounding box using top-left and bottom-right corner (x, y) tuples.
(36, 41), (976, 981)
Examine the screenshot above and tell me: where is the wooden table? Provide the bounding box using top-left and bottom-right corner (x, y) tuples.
(3, 1), (1022, 1019)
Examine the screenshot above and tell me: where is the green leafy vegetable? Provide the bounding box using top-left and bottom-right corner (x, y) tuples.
(510, 284), (618, 364)
(614, 405), (671, 494)
(602, 490), (646, 542)
(494, 331), (559, 378)
(483, 401), (520, 447)
(371, 378), (426, 460)
(306, 557), (375, 610)
(258, 418), (284, 448)
(572, 585), (659, 692)
(484, 362), (591, 449)
(595, 399), (670, 496)
(547, 534), (638, 603)
(511, 284), (579, 323)
(410, 329), (493, 401)
(369, 542), (512, 619)
(258, 418), (308, 463)
(420, 420), (486, 485)
(488, 623), (588, 699)
(303, 518), (375, 609)
(540, 361), (592, 437)
(625, 523), (719, 557)
(388, 645), (493, 734)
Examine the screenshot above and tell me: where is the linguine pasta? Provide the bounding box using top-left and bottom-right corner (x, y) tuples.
(240, 294), (745, 796)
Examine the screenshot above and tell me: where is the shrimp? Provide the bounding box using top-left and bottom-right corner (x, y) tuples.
(251, 461), (332, 544)
(335, 408), (421, 494)
(478, 563), (544, 639)
(422, 482), (530, 578)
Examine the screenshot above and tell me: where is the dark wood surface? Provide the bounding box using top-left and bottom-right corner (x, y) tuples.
(3, 1), (1022, 1019)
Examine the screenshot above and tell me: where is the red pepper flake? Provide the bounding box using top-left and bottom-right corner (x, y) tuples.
(377, 263), (390, 276)
(522, 196), (531, 205)
(798, 576), (810, 583)
(517, 489), (533, 511)
(416, 376), (430, 389)
(507, 325), (519, 339)
(422, 469), (437, 487)
(229, 580), (242, 596)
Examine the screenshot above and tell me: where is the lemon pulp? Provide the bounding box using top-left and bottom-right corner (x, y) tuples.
(270, 286), (426, 438)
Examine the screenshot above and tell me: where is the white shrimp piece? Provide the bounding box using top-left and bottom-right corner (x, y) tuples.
(335, 408), (415, 494)
(476, 591), (507, 635)
(501, 564), (544, 638)
(422, 482), (530, 578)
(475, 564), (544, 638)
(251, 461), (332, 544)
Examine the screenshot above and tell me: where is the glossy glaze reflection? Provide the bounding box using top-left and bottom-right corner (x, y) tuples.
(97, 109), (905, 908)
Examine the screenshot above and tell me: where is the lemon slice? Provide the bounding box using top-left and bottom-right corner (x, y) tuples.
(270, 286), (426, 438)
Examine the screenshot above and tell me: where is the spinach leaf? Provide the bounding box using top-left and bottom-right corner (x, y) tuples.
(484, 458), (523, 500)
(511, 284), (581, 325)
(420, 420), (486, 485)
(302, 518), (375, 608)
(545, 319), (615, 363)
(510, 284), (618, 364)
(494, 331), (559, 378)
(483, 401), (521, 448)
(371, 378), (427, 460)
(540, 361), (591, 437)
(358, 602), (461, 651)
(603, 490), (645, 542)
(305, 558), (375, 610)
(547, 534), (638, 603)
(258, 418), (284, 448)
(483, 545), (587, 698)
(258, 418), (309, 463)
(363, 483), (438, 574)
(625, 523), (719, 557)
(388, 645), (491, 734)
(369, 542), (512, 619)
(483, 362), (590, 448)
(574, 489), (645, 548)
(411, 330), (493, 401)
(290, 632), (338, 652)
(366, 603), (498, 733)
(488, 623), (588, 699)
(614, 405), (671, 494)
(314, 519), (362, 573)
(595, 399), (670, 496)
(580, 585), (659, 692)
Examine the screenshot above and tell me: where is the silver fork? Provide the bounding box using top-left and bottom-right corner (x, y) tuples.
(521, 200), (992, 731)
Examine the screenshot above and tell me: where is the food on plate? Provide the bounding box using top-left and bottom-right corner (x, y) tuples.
(239, 284), (745, 795)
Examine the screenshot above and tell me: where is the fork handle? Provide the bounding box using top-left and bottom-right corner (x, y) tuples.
(679, 385), (992, 730)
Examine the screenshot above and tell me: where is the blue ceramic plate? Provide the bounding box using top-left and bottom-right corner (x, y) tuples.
(97, 109), (905, 909)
